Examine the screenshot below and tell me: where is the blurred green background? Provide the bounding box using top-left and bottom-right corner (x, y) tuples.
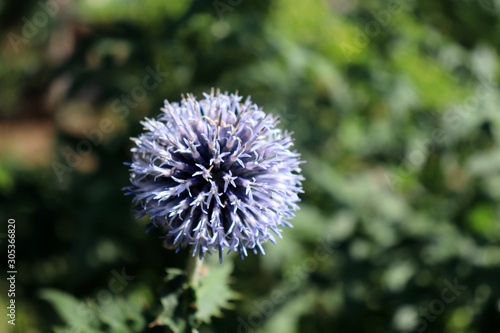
(1, 0), (500, 332)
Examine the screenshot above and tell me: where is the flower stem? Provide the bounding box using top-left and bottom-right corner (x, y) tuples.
(186, 252), (203, 288)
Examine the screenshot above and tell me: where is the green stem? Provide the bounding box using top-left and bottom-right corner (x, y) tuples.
(186, 252), (203, 288)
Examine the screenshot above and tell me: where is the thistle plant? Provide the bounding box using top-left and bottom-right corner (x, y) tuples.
(125, 89), (304, 263)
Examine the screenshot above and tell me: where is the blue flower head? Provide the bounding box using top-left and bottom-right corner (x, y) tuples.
(125, 89), (304, 262)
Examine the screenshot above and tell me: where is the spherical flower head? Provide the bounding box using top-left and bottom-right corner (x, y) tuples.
(125, 89), (304, 262)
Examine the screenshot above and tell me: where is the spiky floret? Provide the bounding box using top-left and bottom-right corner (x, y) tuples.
(125, 89), (304, 262)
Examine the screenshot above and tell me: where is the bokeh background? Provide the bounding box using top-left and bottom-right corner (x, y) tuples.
(1, 0), (500, 332)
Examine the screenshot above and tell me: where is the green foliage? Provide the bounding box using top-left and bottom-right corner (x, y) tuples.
(41, 261), (236, 333)
(154, 268), (195, 332)
(195, 260), (236, 323)
(40, 285), (152, 332)
(152, 260), (236, 332)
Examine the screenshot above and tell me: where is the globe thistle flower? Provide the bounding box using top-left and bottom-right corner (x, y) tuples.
(125, 89), (304, 262)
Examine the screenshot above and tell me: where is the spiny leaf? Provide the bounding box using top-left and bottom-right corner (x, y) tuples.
(195, 260), (237, 323)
